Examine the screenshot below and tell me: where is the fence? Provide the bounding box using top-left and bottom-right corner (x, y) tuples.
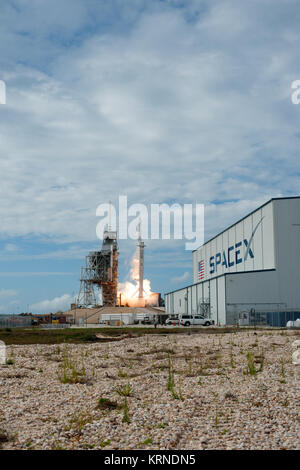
(0, 315), (33, 329)
(39, 324), (71, 329)
(251, 311), (300, 327)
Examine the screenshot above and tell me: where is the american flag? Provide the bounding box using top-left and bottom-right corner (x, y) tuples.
(198, 260), (205, 280)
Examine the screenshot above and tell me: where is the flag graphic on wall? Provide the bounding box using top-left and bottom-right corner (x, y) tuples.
(198, 260), (205, 280)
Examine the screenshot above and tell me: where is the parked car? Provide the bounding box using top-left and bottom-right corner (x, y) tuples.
(165, 315), (179, 326)
(179, 315), (214, 327)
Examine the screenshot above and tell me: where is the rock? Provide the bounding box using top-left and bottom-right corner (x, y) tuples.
(292, 349), (300, 365)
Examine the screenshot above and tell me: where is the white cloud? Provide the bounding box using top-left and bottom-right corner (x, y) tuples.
(0, 0), (299, 246)
(4, 243), (19, 252)
(30, 294), (73, 313)
(171, 271), (190, 284)
(0, 289), (18, 299)
(0, 272), (76, 277)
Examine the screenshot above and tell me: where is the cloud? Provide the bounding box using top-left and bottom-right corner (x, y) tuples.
(4, 243), (19, 252)
(171, 271), (190, 284)
(0, 272), (76, 277)
(0, 1), (300, 310)
(30, 294), (73, 313)
(0, 1), (299, 246)
(0, 245), (92, 261)
(0, 289), (18, 299)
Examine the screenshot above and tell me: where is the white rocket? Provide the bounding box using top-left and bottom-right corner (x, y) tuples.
(137, 222), (145, 299)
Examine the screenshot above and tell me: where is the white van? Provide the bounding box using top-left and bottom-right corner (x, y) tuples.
(179, 315), (214, 327)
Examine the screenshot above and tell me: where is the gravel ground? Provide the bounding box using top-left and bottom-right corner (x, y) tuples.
(0, 330), (299, 450)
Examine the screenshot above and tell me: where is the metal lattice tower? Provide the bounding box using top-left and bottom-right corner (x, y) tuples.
(76, 230), (119, 307)
(77, 266), (97, 307)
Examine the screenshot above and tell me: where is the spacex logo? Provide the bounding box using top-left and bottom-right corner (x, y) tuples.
(209, 218), (264, 275)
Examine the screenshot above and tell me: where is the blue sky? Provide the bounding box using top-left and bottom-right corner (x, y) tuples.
(0, 0), (300, 313)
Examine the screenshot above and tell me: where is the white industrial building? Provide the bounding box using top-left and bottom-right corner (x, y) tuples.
(165, 197), (300, 326)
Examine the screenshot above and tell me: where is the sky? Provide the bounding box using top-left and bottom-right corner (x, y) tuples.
(0, 0), (300, 313)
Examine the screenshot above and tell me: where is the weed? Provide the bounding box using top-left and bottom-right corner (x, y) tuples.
(118, 368), (128, 378)
(220, 429), (229, 435)
(167, 354), (179, 399)
(122, 396), (130, 423)
(114, 383), (132, 397)
(5, 358), (14, 366)
(280, 358), (285, 378)
(97, 397), (119, 410)
(114, 383), (132, 424)
(230, 349), (235, 368)
(57, 347), (87, 384)
(26, 440), (34, 449)
(140, 437), (153, 446)
(99, 440), (111, 448)
(257, 351), (265, 372)
(178, 376), (184, 401)
(65, 412), (94, 432)
(243, 351), (257, 376)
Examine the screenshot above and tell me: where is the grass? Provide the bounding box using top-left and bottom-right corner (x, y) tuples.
(5, 358), (14, 365)
(257, 351), (265, 372)
(65, 412), (95, 432)
(0, 326), (257, 345)
(167, 353), (183, 400)
(230, 349), (235, 368)
(280, 358), (285, 378)
(114, 383), (132, 424)
(167, 353), (177, 399)
(57, 346), (87, 384)
(244, 351), (257, 376)
(140, 437), (153, 446)
(97, 397), (119, 410)
(118, 368), (128, 378)
(99, 440), (111, 448)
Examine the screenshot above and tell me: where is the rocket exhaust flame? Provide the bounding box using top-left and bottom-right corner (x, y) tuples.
(118, 250), (155, 307)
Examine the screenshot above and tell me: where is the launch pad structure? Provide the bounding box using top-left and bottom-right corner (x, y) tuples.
(76, 222), (160, 309)
(77, 230), (118, 307)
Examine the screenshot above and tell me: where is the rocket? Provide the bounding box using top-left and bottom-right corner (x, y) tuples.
(137, 222), (145, 299)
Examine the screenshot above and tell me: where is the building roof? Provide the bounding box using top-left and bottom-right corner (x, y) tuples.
(192, 196), (300, 253)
